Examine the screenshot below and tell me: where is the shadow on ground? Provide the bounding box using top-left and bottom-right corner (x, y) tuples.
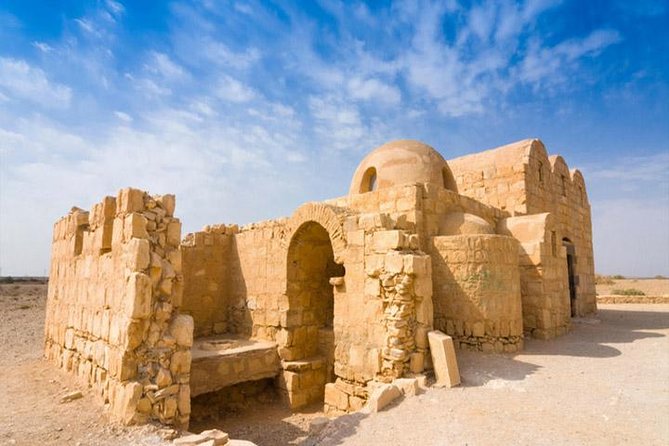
(456, 306), (669, 387)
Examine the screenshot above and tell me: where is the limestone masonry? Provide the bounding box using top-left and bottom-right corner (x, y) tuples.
(44, 138), (596, 428)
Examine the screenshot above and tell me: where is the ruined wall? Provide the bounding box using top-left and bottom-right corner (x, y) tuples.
(430, 234), (523, 352)
(44, 188), (192, 428)
(181, 225), (234, 338)
(449, 139), (596, 317)
(228, 219), (289, 339)
(323, 207), (433, 415)
(448, 139), (535, 215)
(498, 214), (571, 339)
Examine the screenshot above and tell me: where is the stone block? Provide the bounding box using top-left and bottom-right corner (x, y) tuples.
(428, 330), (460, 388)
(178, 384), (191, 415)
(170, 314), (194, 347)
(170, 350), (192, 376)
(200, 429), (229, 445)
(373, 230), (404, 252)
(117, 188), (145, 214)
(384, 251), (404, 274)
(125, 272), (152, 319)
(124, 213), (148, 240)
(159, 194), (176, 217)
(167, 220), (182, 247)
(174, 433), (209, 446)
(324, 383), (348, 411)
(125, 238), (150, 271)
(113, 381), (143, 425)
(409, 352), (424, 373)
(363, 383), (401, 413)
(393, 378), (419, 397)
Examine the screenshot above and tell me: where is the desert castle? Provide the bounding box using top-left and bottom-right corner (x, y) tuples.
(44, 138), (596, 428)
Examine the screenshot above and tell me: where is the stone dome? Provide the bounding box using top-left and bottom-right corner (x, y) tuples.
(349, 140), (458, 195)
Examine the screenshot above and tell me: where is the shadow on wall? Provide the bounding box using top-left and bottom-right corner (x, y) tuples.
(226, 237), (252, 336)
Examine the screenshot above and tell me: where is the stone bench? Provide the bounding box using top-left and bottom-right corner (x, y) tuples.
(190, 335), (281, 397)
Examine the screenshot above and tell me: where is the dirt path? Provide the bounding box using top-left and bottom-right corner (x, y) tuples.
(2, 284), (668, 445)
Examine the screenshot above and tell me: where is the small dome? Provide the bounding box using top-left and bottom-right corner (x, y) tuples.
(349, 140), (457, 195)
(440, 212), (494, 235)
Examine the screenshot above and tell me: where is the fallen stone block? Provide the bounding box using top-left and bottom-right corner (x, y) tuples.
(200, 429), (229, 445)
(363, 383), (401, 413)
(173, 433), (208, 445)
(59, 390), (83, 403)
(393, 378), (419, 397)
(428, 330), (460, 388)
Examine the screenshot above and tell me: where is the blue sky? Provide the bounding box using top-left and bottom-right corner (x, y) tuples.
(0, 0), (667, 276)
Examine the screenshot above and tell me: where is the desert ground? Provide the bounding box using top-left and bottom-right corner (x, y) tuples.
(595, 277), (669, 297)
(1, 281), (668, 445)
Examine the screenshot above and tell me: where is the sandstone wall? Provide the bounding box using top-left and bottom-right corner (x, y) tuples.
(449, 139), (596, 317)
(498, 214), (571, 339)
(448, 139), (535, 215)
(524, 155), (596, 316)
(44, 188), (192, 428)
(429, 234), (523, 352)
(181, 225), (235, 338)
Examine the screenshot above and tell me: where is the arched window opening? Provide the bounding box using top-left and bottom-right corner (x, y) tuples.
(359, 167), (377, 193)
(561, 175), (567, 196)
(538, 161), (544, 183)
(442, 167), (457, 191)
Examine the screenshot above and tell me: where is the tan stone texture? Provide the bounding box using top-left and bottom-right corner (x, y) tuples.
(45, 137), (596, 423)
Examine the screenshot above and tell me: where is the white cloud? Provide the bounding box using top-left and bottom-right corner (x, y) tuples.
(32, 41), (53, 53)
(114, 111), (132, 122)
(0, 57), (72, 108)
(202, 38), (261, 69)
(214, 75), (256, 102)
(145, 52), (187, 81)
(348, 77), (401, 105)
(519, 29), (621, 85)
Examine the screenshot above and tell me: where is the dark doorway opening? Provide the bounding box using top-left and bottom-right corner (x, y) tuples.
(563, 238), (577, 317)
(287, 222), (345, 390)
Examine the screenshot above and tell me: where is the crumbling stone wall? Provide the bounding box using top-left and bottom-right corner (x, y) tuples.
(430, 234), (523, 352)
(44, 188), (192, 428)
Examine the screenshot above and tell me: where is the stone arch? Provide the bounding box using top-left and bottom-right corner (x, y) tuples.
(284, 202), (348, 264)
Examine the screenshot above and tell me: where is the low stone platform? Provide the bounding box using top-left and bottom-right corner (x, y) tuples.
(190, 335), (281, 397)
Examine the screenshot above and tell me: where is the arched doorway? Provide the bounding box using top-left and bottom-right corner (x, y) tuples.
(562, 238), (577, 317)
(287, 222), (345, 387)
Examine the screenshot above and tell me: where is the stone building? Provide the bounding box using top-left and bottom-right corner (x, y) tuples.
(43, 138), (596, 428)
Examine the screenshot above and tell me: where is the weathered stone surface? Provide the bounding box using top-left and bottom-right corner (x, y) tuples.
(428, 330), (460, 388)
(363, 383), (402, 413)
(45, 137), (596, 431)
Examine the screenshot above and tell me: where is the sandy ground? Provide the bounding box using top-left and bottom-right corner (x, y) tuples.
(2, 283), (668, 445)
(0, 283), (169, 446)
(596, 278), (669, 296)
(309, 304), (669, 446)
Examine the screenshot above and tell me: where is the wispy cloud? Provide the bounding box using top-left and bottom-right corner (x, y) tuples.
(0, 57), (72, 107)
(0, 0), (664, 275)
